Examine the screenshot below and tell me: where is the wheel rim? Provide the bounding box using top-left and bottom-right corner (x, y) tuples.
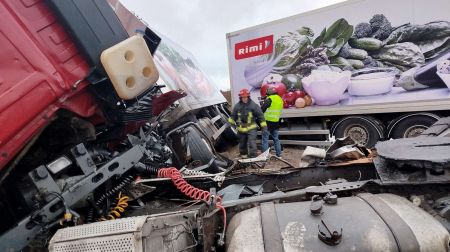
(403, 125), (428, 138)
(344, 124), (369, 145)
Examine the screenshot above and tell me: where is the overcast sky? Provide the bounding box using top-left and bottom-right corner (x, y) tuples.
(121, 0), (344, 90)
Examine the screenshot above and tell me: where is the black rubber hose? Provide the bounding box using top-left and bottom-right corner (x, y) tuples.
(95, 175), (134, 205)
(134, 162), (159, 175)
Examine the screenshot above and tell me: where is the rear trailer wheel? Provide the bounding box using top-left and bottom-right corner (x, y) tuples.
(333, 117), (383, 148)
(391, 115), (438, 139)
(186, 126), (221, 173)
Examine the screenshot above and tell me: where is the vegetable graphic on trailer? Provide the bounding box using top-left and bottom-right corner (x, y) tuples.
(227, 0), (450, 111)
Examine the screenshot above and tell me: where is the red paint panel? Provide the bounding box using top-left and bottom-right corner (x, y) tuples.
(0, 0), (100, 170)
(0, 83), (55, 143)
(8, 0), (90, 90)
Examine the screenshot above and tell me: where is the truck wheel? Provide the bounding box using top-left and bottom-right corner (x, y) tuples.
(333, 117), (383, 148)
(390, 115), (438, 139)
(186, 126), (221, 173)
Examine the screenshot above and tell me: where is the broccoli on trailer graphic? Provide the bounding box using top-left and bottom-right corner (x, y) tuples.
(241, 14), (450, 108)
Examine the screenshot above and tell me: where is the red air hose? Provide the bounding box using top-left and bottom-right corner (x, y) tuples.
(157, 167), (227, 235)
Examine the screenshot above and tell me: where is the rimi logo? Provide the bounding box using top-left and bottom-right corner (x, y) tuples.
(234, 35), (273, 60)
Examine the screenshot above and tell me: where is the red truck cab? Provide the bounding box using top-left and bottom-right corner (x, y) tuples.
(0, 0), (102, 170)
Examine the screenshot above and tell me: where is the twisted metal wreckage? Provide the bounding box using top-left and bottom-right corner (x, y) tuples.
(38, 119), (450, 251)
(2, 105), (450, 251)
(2, 0), (450, 250)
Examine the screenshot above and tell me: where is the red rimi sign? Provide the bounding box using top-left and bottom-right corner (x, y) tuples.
(235, 35), (273, 60)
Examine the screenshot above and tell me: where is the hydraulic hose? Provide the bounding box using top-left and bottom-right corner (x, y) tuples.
(157, 167), (227, 240)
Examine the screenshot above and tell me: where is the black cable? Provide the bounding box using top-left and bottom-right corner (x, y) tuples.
(47, 191), (68, 209)
(135, 162), (159, 175)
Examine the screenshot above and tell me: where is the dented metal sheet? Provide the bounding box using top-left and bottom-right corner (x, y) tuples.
(374, 157), (450, 184)
(376, 137), (450, 167)
(217, 184), (264, 202)
(329, 145), (366, 160)
(326, 136), (357, 154)
(421, 117), (450, 137)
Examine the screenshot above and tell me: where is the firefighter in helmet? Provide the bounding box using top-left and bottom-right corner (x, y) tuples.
(228, 88), (267, 158)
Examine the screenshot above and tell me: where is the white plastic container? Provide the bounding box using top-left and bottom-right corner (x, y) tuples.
(349, 68), (396, 96)
(101, 35), (159, 100)
(302, 70), (351, 106)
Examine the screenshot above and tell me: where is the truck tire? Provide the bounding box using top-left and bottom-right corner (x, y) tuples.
(390, 115), (438, 139)
(333, 117), (383, 148)
(186, 126), (221, 173)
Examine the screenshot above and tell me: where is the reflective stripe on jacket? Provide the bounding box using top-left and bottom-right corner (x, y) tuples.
(264, 94), (283, 122)
(229, 99), (266, 133)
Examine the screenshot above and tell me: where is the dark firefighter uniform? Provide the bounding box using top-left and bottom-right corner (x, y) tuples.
(228, 89), (267, 158)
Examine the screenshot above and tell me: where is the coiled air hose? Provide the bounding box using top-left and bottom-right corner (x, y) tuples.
(157, 167), (227, 239)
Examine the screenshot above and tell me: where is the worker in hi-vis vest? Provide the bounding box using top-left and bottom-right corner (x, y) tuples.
(261, 87), (283, 157)
(228, 88), (267, 158)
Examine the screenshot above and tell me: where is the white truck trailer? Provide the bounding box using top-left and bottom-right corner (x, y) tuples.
(226, 0), (450, 147)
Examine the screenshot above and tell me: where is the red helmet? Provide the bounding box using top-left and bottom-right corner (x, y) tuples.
(239, 88), (250, 97)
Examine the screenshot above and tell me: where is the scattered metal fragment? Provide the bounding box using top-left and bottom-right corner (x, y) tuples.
(421, 117), (450, 137)
(217, 184), (264, 202)
(376, 137), (450, 167)
(326, 136), (357, 154)
(300, 146), (326, 167)
(329, 145), (366, 160)
(126, 183), (156, 201)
